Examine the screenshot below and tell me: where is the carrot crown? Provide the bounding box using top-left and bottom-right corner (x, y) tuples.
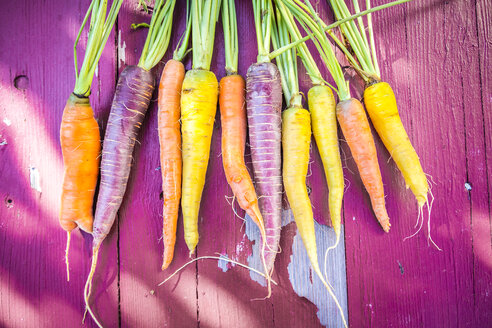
(222, 0), (238, 75)
(271, 5), (301, 108)
(73, 0), (124, 97)
(191, 0), (222, 71)
(138, 0), (177, 71)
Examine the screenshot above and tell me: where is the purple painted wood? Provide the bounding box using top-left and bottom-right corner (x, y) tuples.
(0, 0), (117, 327)
(0, 0), (491, 327)
(343, 0), (492, 327)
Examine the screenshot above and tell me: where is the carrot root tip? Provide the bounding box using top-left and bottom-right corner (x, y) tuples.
(65, 231), (71, 282)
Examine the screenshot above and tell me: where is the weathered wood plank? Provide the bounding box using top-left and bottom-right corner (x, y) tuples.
(1, 0), (491, 327)
(473, 0), (492, 324)
(344, 0), (491, 327)
(116, 2), (198, 327)
(0, 0), (118, 327)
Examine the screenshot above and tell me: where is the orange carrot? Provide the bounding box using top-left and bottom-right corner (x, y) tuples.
(219, 74), (271, 295)
(219, 75), (266, 237)
(336, 98), (390, 232)
(60, 95), (100, 235)
(158, 59), (185, 270)
(60, 0), (122, 282)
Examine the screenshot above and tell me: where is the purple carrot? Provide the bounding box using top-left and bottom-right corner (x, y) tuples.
(93, 65), (154, 247)
(246, 62), (283, 273)
(84, 65), (154, 321)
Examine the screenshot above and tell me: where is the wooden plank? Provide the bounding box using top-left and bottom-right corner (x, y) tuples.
(116, 2), (198, 327)
(473, 0), (492, 323)
(343, 0), (490, 326)
(193, 1), (349, 327)
(0, 0), (490, 327)
(0, 0), (118, 327)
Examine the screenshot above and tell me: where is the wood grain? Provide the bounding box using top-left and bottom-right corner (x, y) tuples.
(0, 0), (490, 327)
(0, 0), (117, 327)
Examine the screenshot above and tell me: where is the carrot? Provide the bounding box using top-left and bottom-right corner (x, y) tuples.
(180, 0), (221, 254)
(158, 10), (192, 270)
(245, 0), (283, 274)
(364, 82), (429, 207)
(60, 95), (100, 235)
(276, 0), (345, 251)
(308, 86), (343, 243)
(244, 3), (402, 271)
(158, 60), (184, 270)
(328, 0), (438, 245)
(220, 75), (267, 241)
(60, 0), (123, 282)
(84, 1), (177, 325)
(181, 69), (218, 253)
(336, 98), (390, 232)
(219, 0), (271, 296)
(271, 9), (348, 326)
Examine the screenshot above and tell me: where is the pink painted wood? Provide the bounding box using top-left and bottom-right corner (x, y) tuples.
(0, 0), (490, 327)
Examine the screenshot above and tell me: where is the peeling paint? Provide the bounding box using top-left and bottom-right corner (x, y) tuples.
(243, 210), (294, 286)
(242, 209), (348, 327)
(0, 138), (7, 146)
(3, 118), (11, 126)
(465, 182), (472, 191)
(243, 213), (266, 286)
(118, 30), (126, 69)
(217, 254), (235, 273)
(287, 221), (348, 328)
(29, 166), (42, 192)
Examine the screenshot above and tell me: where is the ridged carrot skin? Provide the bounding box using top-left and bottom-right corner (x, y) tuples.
(246, 62), (283, 273)
(93, 65), (154, 247)
(158, 59), (185, 270)
(60, 94), (100, 233)
(364, 81), (428, 207)
(336, 98), (390, 232)
(180, 69), (218, 253)
(307, 86), (344, 239)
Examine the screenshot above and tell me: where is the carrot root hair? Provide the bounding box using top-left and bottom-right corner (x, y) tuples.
(313, 265), (348, 328)
(82, 245), (103, 328)
(65, 231), (71, 282)
(403, 188), (441, 251)
(157, 255), (278, 288)
(323, 232), (341, 291)
(251, 206), (272, 298)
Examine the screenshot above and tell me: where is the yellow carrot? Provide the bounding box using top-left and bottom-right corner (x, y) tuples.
(180, 69), (218, 253)
(308, 85), (344, 246)
(282, 106), (348, 328)
(363, 82), (428, 206)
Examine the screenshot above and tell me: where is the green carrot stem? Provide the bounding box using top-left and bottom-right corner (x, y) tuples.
(131, 23), (150, 29)
(253, 0), (274, 63)
(173, 0), (192, 62)
(222, 0), (238, 74)
(272, 5), (300, 107)
(191, 0), (222, 70)
(138, 0), (177, 71)
(366, 0), (380, 76)
(274, 0), (325, 87)
(267, 0), (411, 61)
(74, 0), (124, 97)
(283, 0), (349, 100)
